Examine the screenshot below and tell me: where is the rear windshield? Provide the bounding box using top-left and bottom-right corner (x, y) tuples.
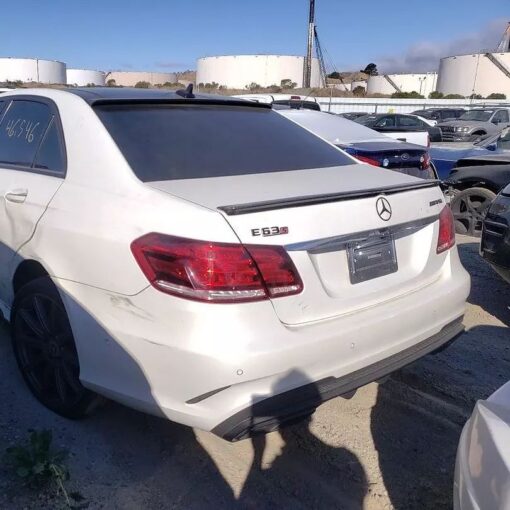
(95, 104), (352, 181)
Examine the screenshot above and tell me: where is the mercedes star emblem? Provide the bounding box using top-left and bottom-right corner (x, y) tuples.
(376, 197), (392, 221)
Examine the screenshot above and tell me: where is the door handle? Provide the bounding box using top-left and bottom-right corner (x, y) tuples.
(5, 188), (28, 203)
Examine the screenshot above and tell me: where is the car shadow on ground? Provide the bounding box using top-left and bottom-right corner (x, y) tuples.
(0, 281), (367, 509)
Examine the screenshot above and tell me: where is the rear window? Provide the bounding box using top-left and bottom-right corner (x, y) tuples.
(95, 104), (351, 182)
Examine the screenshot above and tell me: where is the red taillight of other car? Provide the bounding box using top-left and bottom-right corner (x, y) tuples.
(437, 206), (456, 254)
(355, 154), (381, 167)
(420, 152), (431, 170)
(131, 233), (303, 303)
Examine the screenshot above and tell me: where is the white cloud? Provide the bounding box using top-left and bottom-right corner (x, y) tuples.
(377, 18), (508, 73)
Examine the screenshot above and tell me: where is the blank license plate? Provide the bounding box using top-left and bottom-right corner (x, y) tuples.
(347, 234), (398, 284)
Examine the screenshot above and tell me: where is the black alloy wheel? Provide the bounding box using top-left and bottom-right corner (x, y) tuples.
(450, 187), (496, 237)
(11, 277), (99, 418)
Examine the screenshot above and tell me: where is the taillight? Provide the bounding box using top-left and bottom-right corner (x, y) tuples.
(355, 154), (381, 167)
(437, 206), (456, 254)
(131, 233), (303, 303)
(420, 153), (431, 170)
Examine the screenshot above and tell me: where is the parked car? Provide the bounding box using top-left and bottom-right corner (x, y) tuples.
(234, 93), (321, 111)
(337, 112), (370, 121)
(411, 108), (466, 123)
(431, 127), (510, 180)
(277, 108), (436, 179)
(439, 108), (510, 142)
(480, 184), (510, 283)
(0, 88), (469, 441)
(446, 154), (510, 235)
(454, 380), (510, 509)
(355, 113), (442, 145)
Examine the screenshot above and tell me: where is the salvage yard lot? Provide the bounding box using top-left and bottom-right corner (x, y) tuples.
(0, 236), (508, 510)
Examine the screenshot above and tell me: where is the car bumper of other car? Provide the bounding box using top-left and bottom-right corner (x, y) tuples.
(56, 248), (470, 439)
(440, 127), (472, 142)
(454, 382), (510, 510)
(481, 192), (510, 283)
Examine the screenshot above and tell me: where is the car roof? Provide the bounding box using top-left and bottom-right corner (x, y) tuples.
(65, 87), (271, 108)
(277, 108), (397, 145)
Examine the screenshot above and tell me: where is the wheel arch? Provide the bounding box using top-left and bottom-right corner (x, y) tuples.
(450, 179), (501, 194)
(12, 259), (50, 296)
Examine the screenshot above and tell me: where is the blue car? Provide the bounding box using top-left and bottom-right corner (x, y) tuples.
(430, 128), (510, 180)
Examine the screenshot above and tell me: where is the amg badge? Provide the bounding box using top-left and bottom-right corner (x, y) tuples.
(251, 226), (289, 237)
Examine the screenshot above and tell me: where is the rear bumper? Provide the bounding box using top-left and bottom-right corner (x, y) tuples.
(214, 317), (464, 441)
(57, 246), (470, 436)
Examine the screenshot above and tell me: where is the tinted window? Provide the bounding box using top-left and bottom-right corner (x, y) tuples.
(0, 100), (52, 167)
(398, 115), (421, 128)
(95, 104), (352, 182)
(373, 116), (395, 128)
(459, 110), (493, 122)
(33, 119), (65, 174)
(493, 110), (509, 123)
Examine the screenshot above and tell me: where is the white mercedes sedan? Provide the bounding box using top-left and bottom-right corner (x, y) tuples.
(0, 87), (470, 440)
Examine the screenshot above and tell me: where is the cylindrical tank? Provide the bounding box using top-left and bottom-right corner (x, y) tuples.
(67, 69), (106, 86)
(437, 53), (510, 97)
(196, 55), (321, 89)
(0, 58), (66, 84)
(367, 73), (438, 96)
(105, 71), (177, 87)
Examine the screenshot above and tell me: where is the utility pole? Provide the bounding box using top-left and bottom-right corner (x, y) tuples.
(303, 0), (315, 88)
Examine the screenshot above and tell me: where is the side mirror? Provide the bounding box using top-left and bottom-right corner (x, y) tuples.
(486, 142), (497, 151)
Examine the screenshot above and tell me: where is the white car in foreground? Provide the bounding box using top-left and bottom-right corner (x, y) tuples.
(0, 88), (469, 440)
(454, 381), (510, 509)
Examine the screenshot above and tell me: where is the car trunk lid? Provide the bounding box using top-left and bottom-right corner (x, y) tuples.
(149, 165), (446, 325)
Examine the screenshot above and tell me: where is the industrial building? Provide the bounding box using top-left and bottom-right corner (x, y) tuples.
(436, 23), (510, 97)
(105, 71), (177, 87)
(196, 55), (321, 89)
(366, 73), (438, 96)
(67, 69), (106, 86)
(0, 57), (66, 84)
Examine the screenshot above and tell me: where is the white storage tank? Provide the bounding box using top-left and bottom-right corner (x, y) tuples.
(196, 55), (321, 89)
(67, 69), (106, 86)
(437, 53), (510, 98)
(367, 73), (438, 96)
(0, 58), (66, 84)
(105, 71), (178, 87)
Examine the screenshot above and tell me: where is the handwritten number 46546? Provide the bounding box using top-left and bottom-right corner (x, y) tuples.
(5, 118), (40, 143)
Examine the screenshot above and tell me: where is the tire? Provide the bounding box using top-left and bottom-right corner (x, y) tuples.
(450, 187), (496, 237)
(11, 277), (100, 419)
(468, 132), (485, 142)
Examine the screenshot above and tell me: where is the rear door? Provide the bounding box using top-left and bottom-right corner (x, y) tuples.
(0, 97), (66, 299)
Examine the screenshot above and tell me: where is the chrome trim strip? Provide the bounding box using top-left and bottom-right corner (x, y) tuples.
(285, 215), (438, 253)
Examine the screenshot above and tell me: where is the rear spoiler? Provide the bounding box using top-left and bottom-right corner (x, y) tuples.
(218, 180), (440, 216)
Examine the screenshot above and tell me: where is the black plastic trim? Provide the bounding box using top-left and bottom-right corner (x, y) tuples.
(218, 181), (441, 216)
(213, 316), (465, 441)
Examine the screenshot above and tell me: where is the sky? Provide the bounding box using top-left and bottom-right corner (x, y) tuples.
(1, 0), (509, 74)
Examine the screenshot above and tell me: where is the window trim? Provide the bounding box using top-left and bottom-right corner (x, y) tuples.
(0, 95), (67, 177)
